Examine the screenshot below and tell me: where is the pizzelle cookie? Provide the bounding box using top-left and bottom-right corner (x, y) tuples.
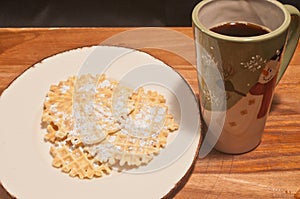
(42, 76), (75, 143)
(42, 74), (179, 179)
(42, 74), (114, 179)
(50, 143), (111, 179)
(72, 74), (122, 145)
(87, 88), (179, 167)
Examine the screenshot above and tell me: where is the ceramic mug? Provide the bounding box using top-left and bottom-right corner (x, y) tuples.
(192, 0), (300, 154)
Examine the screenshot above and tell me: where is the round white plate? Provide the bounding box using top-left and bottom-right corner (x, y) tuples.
(0, 46), (201, 199)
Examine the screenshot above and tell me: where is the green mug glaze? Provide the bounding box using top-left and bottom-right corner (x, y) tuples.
(193, 0), (300, 154)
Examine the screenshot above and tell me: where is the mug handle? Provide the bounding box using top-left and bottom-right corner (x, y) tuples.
(277, 5), (300, 84)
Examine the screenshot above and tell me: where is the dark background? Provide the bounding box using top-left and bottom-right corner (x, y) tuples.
(0, 0), (299, 27)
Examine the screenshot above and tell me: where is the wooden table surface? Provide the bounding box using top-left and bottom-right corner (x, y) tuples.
(0, 27), (299, 199)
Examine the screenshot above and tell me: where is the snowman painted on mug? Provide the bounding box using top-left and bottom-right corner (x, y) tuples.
(199, 47), (284, 153)
(221, 48), (283, 137)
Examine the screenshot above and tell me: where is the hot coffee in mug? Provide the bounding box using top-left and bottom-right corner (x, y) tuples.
(210, 22), (270, 37)
(192, 0), (300, 154)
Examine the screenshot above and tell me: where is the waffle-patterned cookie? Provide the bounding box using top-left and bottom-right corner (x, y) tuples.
(87, 88), (179, 167)
(73, 75), (130, 145)
(42, 76), (75, 143)
(42, 74), (116, 179)
(50, 144), (111, 179)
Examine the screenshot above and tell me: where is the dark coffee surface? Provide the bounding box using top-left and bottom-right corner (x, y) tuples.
(210, 22), (270, 37)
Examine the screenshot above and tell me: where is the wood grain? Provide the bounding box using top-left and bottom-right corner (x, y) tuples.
(0, 28), (299, 199)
